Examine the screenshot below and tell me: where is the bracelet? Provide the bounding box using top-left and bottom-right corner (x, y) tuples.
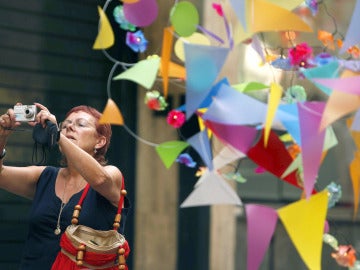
(0, 148), (6, 159)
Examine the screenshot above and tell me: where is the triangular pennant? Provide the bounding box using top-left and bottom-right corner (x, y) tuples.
(93, 6), (115, 49)
(278, 103), (301, 145)
(302, 61), (340, 95)
(180, 171), (242, 207)
(159, 61), (186, 79)
(205, 120), (258, 154)
(340, 0), (360, 53)
(99, 98), (124, 125)
(311, 75), (360, 96)
(250, 0), (312, 33)
(245, 204), (278, 270)
(184, 43), (230, 119)
(298, 102), (326, 199)
(113, 56), (160, 89)
(187, 129), (213, 171)
(155, 141), (189, 169)
(229, 0), (247, 31)
(318, 70), (360, 131)
(202, 83), (296, 126)
(160, 27), (173, 98)
(213, 145), (246, 170)
(264, 83), (283, 147)
(350, 150), (360, 219)
(277, 191), (329, 270)
(247, 130), (310, 191)
(266, 0), (304, 10)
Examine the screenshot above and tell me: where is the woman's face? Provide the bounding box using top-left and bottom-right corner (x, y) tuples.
(60, 111), (103, 155)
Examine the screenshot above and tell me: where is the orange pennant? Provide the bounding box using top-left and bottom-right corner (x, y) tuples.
(99, 98), (124, 125)
(161, 27), (174, 98)
(350, 150), (360, 219)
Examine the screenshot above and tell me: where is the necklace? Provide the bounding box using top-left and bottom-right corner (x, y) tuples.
(54, 180), (67, 235)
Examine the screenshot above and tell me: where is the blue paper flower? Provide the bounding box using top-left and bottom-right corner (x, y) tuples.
(270, 56), (292, 71)
(314, 52), (336, 66)
(176, 153), (197, 168)
(113, 5), (136, 31)
(326, 182), (342, 208)
(126, 30), (148, 53)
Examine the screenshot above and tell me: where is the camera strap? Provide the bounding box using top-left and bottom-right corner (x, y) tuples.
(32, 121), (60, 165)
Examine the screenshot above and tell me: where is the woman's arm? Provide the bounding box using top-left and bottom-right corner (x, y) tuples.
(0, 106), (45, 199)
(58, 134), (122, 206)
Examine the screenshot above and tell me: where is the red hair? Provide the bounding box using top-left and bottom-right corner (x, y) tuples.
(63, 105), (112, 165)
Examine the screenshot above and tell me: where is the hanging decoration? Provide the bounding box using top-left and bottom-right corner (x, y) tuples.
(91, 0), (360, 268)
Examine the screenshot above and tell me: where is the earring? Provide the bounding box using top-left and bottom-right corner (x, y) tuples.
(94, 148), (97, 154)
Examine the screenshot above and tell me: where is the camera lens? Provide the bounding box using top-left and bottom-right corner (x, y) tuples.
(25, 108), (34, 118)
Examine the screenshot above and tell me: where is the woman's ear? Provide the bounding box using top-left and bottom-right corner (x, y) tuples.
(95, 135), (106, 150)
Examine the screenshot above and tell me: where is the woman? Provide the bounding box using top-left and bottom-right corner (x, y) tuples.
(0, 103), (130, 269)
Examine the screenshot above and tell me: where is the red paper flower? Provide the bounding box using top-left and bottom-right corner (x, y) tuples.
(288, 42), (313, 67)
(167, 110), (185, 128)
(331, 245), (357, 267)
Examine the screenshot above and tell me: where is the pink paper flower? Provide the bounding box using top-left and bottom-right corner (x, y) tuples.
(167, 110), (185, 128)
(288, 42), (313, 67)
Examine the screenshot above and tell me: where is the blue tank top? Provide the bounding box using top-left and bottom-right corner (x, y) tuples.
(19, 166), (130, 270)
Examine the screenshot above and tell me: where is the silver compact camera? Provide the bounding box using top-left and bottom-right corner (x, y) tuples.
(14, 105), (37, 122)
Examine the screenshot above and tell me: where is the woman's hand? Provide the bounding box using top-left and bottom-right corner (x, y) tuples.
(32, 102), (57, 128)
(0, 107), (20, 140)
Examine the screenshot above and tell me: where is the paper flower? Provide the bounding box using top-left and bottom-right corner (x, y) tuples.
(305, 0), (319, 16)
(254, 166), (266, 174)
(348, 46), (360, 58)
(113, 5), (136, 31)
(331, 245), (357, 267)
(212, 3), (224, 17)
(222, 171), (247, 183)
(326, 182), (342, 208)
(318, 30), (335, 50)
(283, 85), (307, 104)
(314, 52), (336, 66)
(167, 110), (186, 128)
(144, 90), (168, 111)
(288, 42), (313, 68)
(287, 143), (301, 159)
(126, 30), (148, 53)
(323, 233), (339, 250)
(270, 56), (292, 70)
(176, 153), (197, 168)
(195, 166), (207, 177)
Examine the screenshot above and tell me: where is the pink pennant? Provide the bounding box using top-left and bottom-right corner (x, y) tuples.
(298, 102), (326, 199)
(311, 76), (360, 95)
(204, 120), (258, 153)
(246, 204), (278, 270)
